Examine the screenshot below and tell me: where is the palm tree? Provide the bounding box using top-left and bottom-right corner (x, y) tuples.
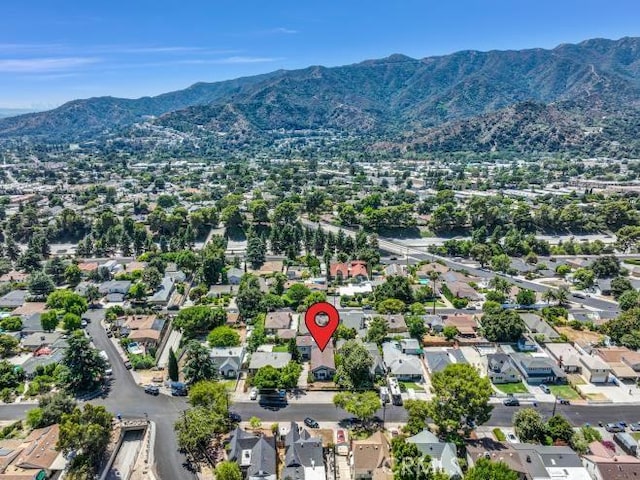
(555, 286), (570, 307)
(541, 289), (556, 305)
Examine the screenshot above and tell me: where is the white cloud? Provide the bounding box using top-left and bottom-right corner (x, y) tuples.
(269, 27), (298, 35)
(0, 57), (99, 73)
(177, 56), (283, 65)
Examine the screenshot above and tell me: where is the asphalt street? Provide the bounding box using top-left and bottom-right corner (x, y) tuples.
(231, 400), (640, 427)
(83, 310), (194, 480)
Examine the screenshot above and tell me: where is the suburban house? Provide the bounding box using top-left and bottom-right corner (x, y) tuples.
(227, 267), (244, 285)
(98, 280), (131, 296)
(423, 314), (444, 333)
(486, 353), (521, 384)
(424, 351), (452, 374)
(22, 347), (67, 379)
(148, 276), (175, 306)
(329, 261), (368, 282)
(364, 342), (386, 377)
(121, 314), (168, 349)
(296, 335), (314, 361)
(385, 315), (408, 334)
(310, 345), (336, 381)
(384, 264), (406, 277)
(248, 352), (292, 373)
(264, 310), (292, 335)
(407, 430), (462, 479)
(339, 311), (367, 338)
(510, 353), (567, 385)
(442, 314), (480, 339)
(399, 338), (421, 355)
(466, 439), (525, 478)
(520, 314), (560, 342)
(350, 431), (392, 480)
(517, 336), (538, 352)
(467, 440), (590, 480)
(445, 281), (481, 301)
(228, 427), (277, 480)
(21, 332), (66, 352)
(286, 265), (305, 281)
(595, 347), (640, 381)
(0, 424), (67, 478)
(0, 290), (27, 309)
(282, 422), (325, 480)
(209, 346), (245, 379)
(578, 354), (611, 383)
(382, 342), (423, 381)
(544, 343), (582, 374)
(582, 440), (640, 480)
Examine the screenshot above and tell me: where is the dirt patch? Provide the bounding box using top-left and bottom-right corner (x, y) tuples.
(556, 326), (603, 345)
(422, 335), (452, 347)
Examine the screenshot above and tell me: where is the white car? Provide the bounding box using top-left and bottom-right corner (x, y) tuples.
(249, 388), (258, 400)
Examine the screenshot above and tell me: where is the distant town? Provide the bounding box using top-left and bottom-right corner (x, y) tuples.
(0, 150), (637, 480)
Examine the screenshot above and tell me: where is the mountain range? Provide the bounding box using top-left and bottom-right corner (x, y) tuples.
(2, 37), (640, 154)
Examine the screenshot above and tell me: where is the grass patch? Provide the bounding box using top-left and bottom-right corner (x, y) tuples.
(624, 259), (640, 266)
(493, 428), (506, 441)
(549, 385), (580, 400)
(496, 382), (528, 394)
(400, 382), (424, 391)
(272, 345), (289, 352)
(632, 432), (640, 441)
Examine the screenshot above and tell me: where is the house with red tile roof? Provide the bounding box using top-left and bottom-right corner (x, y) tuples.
(329, 261), (368, 282)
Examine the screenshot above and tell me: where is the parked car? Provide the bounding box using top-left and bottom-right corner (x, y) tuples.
(171, 388), (188, 397)
(557, 398), (570, 405)
(503, 398), (520, 406)
(539, 384), (551, 394)
(124, 360), (132, 369)
(629, 423), (640, 431)
(144, 385), (160, 396)
(507, 433), (519, 443)
(105, 368), (113, 377)
(228, 412), (241, 423)
(249, 388), (258, 400)
(337, 430), (346, 443)
(304, 417), (319, 428)
(605, 423), (626, 433)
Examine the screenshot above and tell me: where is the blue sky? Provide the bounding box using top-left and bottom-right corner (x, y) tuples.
(1, 0), (639, 108)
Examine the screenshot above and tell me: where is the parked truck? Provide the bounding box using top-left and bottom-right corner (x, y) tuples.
(614, 432), (638, 456)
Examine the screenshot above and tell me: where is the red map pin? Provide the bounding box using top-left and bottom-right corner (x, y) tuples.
(305, 302), (340, 352)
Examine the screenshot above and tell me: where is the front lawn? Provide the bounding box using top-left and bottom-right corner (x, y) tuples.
(272, 345), (289, 352)
(495, 382), (529, 394)
(549, 385), (581, 400)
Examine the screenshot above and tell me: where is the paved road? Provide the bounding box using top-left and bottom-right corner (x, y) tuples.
(301, 219), (620, 313)
(231, 401), (640, 427)
(83, 310), (193, 480)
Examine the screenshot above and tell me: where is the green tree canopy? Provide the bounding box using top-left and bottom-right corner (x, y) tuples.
(57, 404), (113, 475)
(335, 339), (373, 390)
(513, 408), (546, 443)
(174, 306), (226, 339)
(464, 458), (519, 480)
(62, 331), (107, 393)
(427, 363), (493, 436)
(333, 391), (381, 425)
(207, 326), (241, 348)
(183, 340), (217, 384)
(481, 309), (525, 342)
